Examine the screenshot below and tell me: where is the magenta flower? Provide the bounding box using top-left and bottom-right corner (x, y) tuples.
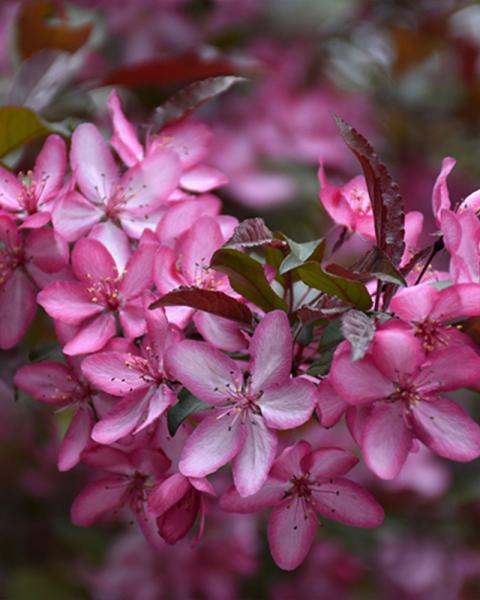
(14, 359), (97, 471)
(52, 122), (181, 240)
(0, 213), (68, 348)
(0, 134), (66, 228)
(330, 326), (480, 479)
(220, 441), (384, 570)
(38, 237), (155, 355)
(81, 307), (178, 444)
(165, 310), (317, 497)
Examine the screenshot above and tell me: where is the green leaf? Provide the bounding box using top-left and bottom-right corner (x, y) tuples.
(210, 248), (287, 312)
(296, 262), (372, 310)
(167, 389), (209, 436)
(0, 106), (49, 158)
(279, 237), (325, 274)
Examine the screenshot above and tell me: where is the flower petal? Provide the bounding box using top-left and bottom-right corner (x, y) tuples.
(63, 313), (116, 355)
(316, 379), (348, 427)
(372, 327), (425, 380)
(257, 378), (316, 430)
(58, 406), (93, 471)
(14, 361), (76, 405)
(52, 190), (103, 241)
(72, 238), (116, 282)
(91, 392), (147, 444)
(107, 90), (144, 167)
(0, 269), (37, 349)
(37, 281), (103, 325)
(220, 479), (285, 513)
(71, 477), (128, 526)
(414, 346), (480, 393)
(305, 448), (358, 479)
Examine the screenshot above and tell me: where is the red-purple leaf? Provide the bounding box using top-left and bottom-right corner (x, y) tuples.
(149, 287), (252, 324)
(334, 115), (405, 267)
(224, 218), (275, 250)
(341, 310), (375, 362)
(153, 75), (246, 130)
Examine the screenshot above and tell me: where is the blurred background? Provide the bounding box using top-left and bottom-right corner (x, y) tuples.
(2, 1), (480, 598)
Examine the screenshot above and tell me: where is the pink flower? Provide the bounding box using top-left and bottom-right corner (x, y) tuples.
(318, 163), (374, 240)
(81, 307), (178, 443)
(330, 326), (480, 479)
(38, 237), (155, 355)
(0, 134), (66, 228)
(220, 441), (384, 570)
(14, 359), (97, 471)
(52, 122), (180, 240)
(0, 214), (68, 348)
(165, 310), (316, 497)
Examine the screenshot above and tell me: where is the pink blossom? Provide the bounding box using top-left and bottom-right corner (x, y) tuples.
(81, 307), (178, 443)
(220, 440), (384, 570)
(52, 122), (180, 240)
(165, 310), (316, 497)
(0, 134), (67, 228)
(38, 237), (155, 355)
(330, 326), (480, 479)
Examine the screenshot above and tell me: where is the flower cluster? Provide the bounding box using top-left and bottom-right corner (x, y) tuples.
(9, 91), (480, 572)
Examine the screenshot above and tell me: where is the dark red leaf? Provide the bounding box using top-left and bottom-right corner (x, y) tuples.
(341, 310), (375, 362)
(149, 287), (252, 324)
(224, 218), (275, 250)
(334, 115), (405, 267)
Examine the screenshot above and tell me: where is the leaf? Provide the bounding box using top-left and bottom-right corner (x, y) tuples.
(296, 298), (348, 324)
(149, 287), (252, 324)
(104, 54), (243, 88)
(17, 1), (93, 60)
(334, 115), (405, 267)
(279, 237), (325, 274)
(341, 310), (375, 362)
(153, 75), (246, 130)
(0, 106), (50, 158)
(224, 218), (275, 249)
(351, 246), (406, 286)
(210, 249), (287, 312)
(296, 262), (372, 310)
(8, 49), (81, 112)
(167, 389), (209, 436)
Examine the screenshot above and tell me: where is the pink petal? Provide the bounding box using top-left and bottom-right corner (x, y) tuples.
(403, 210), (424, 260)
(63, 313), (116, 355)
(362, 401), (412, 480)
(71, 477), (128, 526)
(414, 346), (480, 393)
(180, 165), (228, 192)
(81, 351), (147, 395)
(130, 447), (171, 477)
(149, 473), (191, 516)
(305, 448), (358, 479)
(156, 196), (221, 247)
(0, 165), (22, 210)
(249, 310), (292, 392)
(372, 327), (425, 380)
(178, 412), (246, 478)
(52, 190), (103, 241)
(157, 487), (199, 544)
(257, 378), (316, 430)
(177, 215), (224, 283)
(118, 148), (180, 214)
(14, 361), (75, 405)
(390, 284), (438, 323)
(88, 221), (131, 273)
(220, 479), (284, 513)
(316, 380), (348, 427)
(432, 157), (455, 225)
(71, 123), (119, 203)
(34, 134), (66, 204)
(25, 228), (68, 273)
(0, 269), (37, 349)
(312, 478), (384, 527)
(72, 238), (116, 282)
(19, 211), (51, 229)
(119, 242), (155, 299)
(431, 283), (480, 322)
(267, 498), (317, 571)
(318, 162), (354, 231)
(107, 90), (144, 167)
(165, 340), (241, 404)
(58, 406), (93, 471)
(91, 392), (148, 444)
(193, 311), (248, 352)
(133, 385), (175, 434)
(411, 397), (480, 461)
(81, 446), (132, 474)
(232, 415), (277, 497)
(37, 281), (103, 325)
(345, 405), (371, 446)
(153, 246), (183, 294)
(119, 299), (146, 339)
(330, 344), (393, 405)
(269, 440), (312, 481)
(155, 121), (211, 169)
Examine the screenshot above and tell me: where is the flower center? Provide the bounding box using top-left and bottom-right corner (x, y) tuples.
(415, 319), (449, 352)
(85, 268), (123, 310)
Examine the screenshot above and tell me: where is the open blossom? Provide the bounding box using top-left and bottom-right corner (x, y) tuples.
(0, 213), (68, 348)
(52, 122), (181, 241)
(330, 326), (480, 479)
(166, 310), (317, 497)
(0, 134), (67, 228)
(221, 441), (384, 570)
(81, 306), (178, 444)
(38, 237), (156, 355)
